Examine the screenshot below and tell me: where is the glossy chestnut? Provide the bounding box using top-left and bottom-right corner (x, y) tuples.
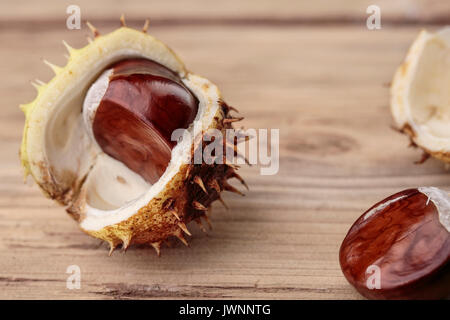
(339, 188), (450, 299)
(88, 58), (198, 184)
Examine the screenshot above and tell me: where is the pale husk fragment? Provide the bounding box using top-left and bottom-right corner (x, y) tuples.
(391, 28), (450, 164)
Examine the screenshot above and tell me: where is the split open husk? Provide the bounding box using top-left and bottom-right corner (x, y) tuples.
(391, 27), (450, 163)
(20, 20), (247, 255)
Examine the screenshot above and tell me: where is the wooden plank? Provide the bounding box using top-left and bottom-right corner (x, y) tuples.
(1, 21), (449, 299)
(1, 0), (449, 23)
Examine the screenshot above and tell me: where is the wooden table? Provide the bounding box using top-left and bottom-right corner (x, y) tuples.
(1, 0), (449, 299)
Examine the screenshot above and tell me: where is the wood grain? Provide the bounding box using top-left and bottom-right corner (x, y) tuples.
(1, 1), (450, 299)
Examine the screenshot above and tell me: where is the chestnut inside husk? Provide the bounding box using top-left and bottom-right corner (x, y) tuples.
(89, 58), (199, 184)
(20, 23), (248, 255)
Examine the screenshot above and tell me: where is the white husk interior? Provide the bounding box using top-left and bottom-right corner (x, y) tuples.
(391, 27), (450, 152)
(418, 187), (450, 232)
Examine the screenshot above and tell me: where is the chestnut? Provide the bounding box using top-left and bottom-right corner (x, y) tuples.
(83, 58), (199, 184)
(339, 187), (450, 299)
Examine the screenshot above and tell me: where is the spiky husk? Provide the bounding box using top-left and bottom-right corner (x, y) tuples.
(20, 18), (247, 256)
(76, 102), (247, 255)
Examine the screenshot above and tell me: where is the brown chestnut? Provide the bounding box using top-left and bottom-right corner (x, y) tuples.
(339, 187), (450, 299)
(83, 58), (199, 184)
